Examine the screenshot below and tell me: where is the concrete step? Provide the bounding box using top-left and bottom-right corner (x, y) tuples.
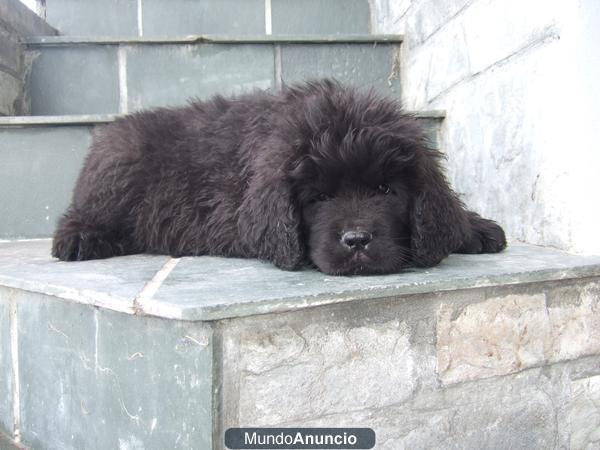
(1, 240), (599, 448)
(0, 112), (444, 239)
(24, 35), (403, 116)
(44, 0), (371, 37)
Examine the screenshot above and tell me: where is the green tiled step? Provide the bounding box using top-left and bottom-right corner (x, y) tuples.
(1, 241), (600, 448)
(44, 0), (371, 37)
(25, 35), (403, 116)
(0, 112), (444, 239)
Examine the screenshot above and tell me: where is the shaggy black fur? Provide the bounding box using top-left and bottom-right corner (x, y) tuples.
(52, 79), (506, 275)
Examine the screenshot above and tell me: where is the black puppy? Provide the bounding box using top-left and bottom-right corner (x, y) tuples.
(52, 79), (506, 275)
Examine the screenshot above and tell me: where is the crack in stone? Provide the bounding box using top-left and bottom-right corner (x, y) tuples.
(427, 24), (561, 106)
(414, 0), (480, 48)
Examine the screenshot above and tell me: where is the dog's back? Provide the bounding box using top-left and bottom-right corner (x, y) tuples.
(52, 91), (277, 261)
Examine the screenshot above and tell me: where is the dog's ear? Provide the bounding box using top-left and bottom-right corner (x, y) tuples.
(237, 153), (304, 271)
(410, 149), (469, 267)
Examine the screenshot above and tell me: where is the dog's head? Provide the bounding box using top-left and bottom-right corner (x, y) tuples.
(239, 80), (466, 275)
(290, 124), (418, 275)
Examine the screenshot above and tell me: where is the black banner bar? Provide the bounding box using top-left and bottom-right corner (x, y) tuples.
(225, 428), (376, 449)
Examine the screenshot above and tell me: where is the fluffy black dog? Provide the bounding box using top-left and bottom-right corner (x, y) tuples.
(52, 79), (506, 275)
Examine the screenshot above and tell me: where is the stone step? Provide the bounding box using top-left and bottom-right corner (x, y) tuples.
(0, 240), (599, 448)
(44, 0), (372, 37)
(24, 35), (403, 116)
(0, 112), (444, 239)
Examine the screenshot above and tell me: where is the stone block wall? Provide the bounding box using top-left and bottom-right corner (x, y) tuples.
(219, 278), (600, 448)
(0, 0), (55, 115)
(372, 0), (600, 256)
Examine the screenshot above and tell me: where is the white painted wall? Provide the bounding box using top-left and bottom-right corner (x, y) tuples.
(372, 0), (600, 255)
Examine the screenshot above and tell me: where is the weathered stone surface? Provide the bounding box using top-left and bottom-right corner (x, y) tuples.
(0, 29), (22, 74)
(548, 283), (600, 362)
(403, 0), (472, 46)
(142, 0), (265, 36)
(147, 243), (600, 321)
(375, 0), (563, 108)
(437, 281), (600, 384)
(16, 290), (213, 449)
(0, 126), (93, 239)
(371, 0), (412, 34)
(373, 0), (600, 256)
(29, 45), (120, 115)
(460, 0), (562, 74)
(45, 0), (139, 36)
(437, 293), (550, 384)
(0, 288), (13, 436)
(263, 364), (564, 449)
(1, 240), (599, 322)
(271, 0), (370, 35)
(0, 71), (20, 116)
(125, 43), (274, 112)
(24, 37), (403, 116)
(0, 0), (57, 37)
(0, 240), (169, 314)
(567, 375), (600, 449)
(233, 319), (432, 425)
(0, 26), (27, 115)
(280, 43), (402, 96)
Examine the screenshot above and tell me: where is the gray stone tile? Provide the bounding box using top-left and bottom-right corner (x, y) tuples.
(126, 43), (274, 111)
(45, 0), (139, 36)
(95, 309), (213, 449)
(145, 243), (600, 321)
(142, 0), (265, 36)
(0, 240), (168, 313)
(0, 126), (92, 239)
(280, 43), (402, 96)
(29, 46), (119, 115)
(0, 288), (13, 436)
(272, 0), (371, 35)
(17, 291), (98, 450)
(16, 292), (212, 449)
(26, 40), (404, 115)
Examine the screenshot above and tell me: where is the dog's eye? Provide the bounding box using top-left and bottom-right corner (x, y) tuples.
(315, 193), (331, 202)
(378, 184), (392, 195)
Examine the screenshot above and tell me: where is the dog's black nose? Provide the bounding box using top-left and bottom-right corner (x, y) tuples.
(341, 230), (372, 249)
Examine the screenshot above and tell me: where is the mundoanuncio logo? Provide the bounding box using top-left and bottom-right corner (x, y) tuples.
(224, 428), (376, 449)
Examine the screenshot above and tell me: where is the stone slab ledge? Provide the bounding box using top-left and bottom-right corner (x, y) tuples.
(0, 110), (446, 127)
(24, 34), (404, 46)
(0, 240), (599, 321)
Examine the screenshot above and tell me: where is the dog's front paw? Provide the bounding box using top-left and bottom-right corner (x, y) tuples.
(477, 219), (507, 253)
(458, 214), (507, 254)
